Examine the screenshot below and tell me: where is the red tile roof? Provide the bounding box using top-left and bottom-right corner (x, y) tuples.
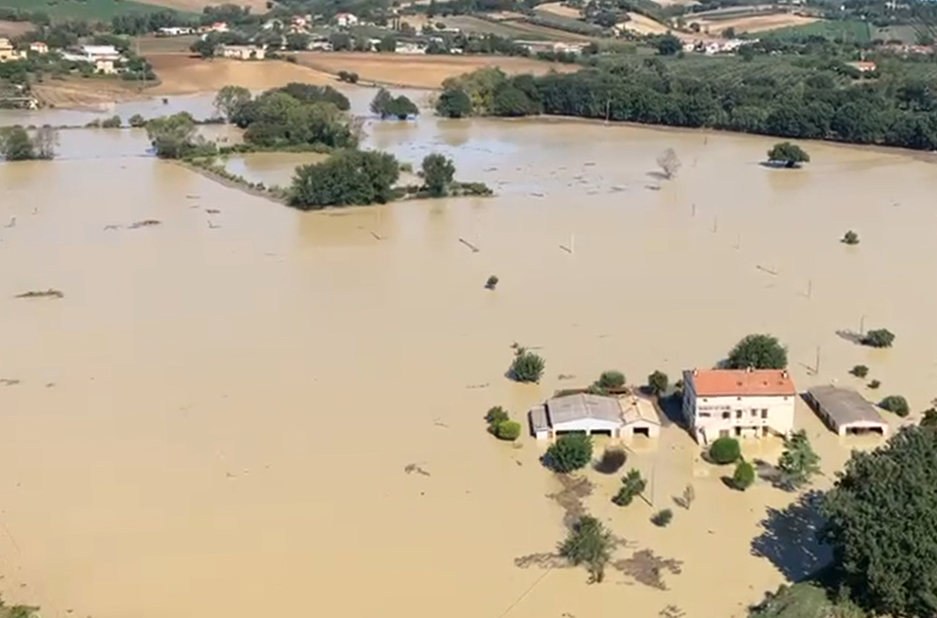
(687, 368), (796, 397)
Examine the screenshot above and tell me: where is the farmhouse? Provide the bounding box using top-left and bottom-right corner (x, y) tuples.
(0, 38), (25, 62)
(529, 393), (660, 440)
(61, 45), (122, 74)
(682, 368), (796, 443)
(29, 42), (49, 54)
(335, 12), (359, 27)
(217, 45), (266, 60)
(846, 60), (877, 73)
(805, 385), (888, 437)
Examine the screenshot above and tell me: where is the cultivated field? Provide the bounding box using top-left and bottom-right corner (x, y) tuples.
(621, 12), (671, 35)
(146, 54), (333, 94)
(0, 0), (186, 20)
(134, 0), (265, 10)
(534, 2), (582, 20)
(135, 33), (201, 55)
(294, 51), (580, 88)
(690, 12), (820, 35)
(31, 76), (146, 107)
(441, 14), (595, 41)
(761, 18), (871, 42)
(0, 19), (32, 37)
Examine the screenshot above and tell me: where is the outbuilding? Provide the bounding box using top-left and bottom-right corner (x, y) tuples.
(805, 385), (888, 437)
(529, 393), (660, 440)
(619, 396), (661, 439)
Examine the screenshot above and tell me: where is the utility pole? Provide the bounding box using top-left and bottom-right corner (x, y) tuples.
(860, 314), (866, 336)
(816, 346), (821, 375)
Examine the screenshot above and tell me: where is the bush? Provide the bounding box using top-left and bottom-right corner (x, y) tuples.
(868, 379), (881, 389)
(612, 468), (647, 506)
(647, 370), (668, 395)
(595, 370), (625, 390)
(495, 420), (521, 441)
(922, 408), (937, 428)
(485, 406), (509, 425)
(850, 365), (869, 378)
(725, 333), (788, 370)
(289, 150), (400, 209)
(842, 230), (860, 245)
(422, 153), (455, 197)
(709, 437), (741, 465)
(371, 88), (419, 119)
(880, 395), (910, 417)
(337, 70), (359, 83)
(436, 88), (473, 118)
(0, 126), (36, 160)
(862, 328), (895, 348)
(651, 508), (673, 527)
(128, 113), (146, 128)
(594, 447), (626, 474)
(485, 275), (499, 290)
(101, 115), (121, 128)
(767, 142), (810, 168)
(559, 515), (613, 583)
(544, 433), (593, 473)
(732, 460), (755, 490)
(510, 347), (545, 383)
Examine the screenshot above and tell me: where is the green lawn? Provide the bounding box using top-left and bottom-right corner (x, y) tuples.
(0, 0), (189, 21)
(762, 19), (872, 42)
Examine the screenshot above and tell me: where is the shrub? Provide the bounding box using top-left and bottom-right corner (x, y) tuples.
(868, 379), (881, 389)
(709, 437), (741, 465)
(371, 88), (419, 119)
(595, 447), (626, 474)
(880, 395), (910, 417)
(850, 365), (869, 378)
(337, 70), (359, 83)
(732, 460), (755, 490)
(862, 328), (895, 348)
(651, 508), (673, 527)
(101, 115), (121, 128)
(422, 153), (455, 197)
(612, 468), (647, 506)
(922, 408), (937, 428)
(657, 147), (681, 179)
(289, 150), (400, 209)
(544, 433), (592, 473)
(842, 230), (860, 245)
(436, 88), (473, 118)
(647, 370), (669, 395)
(0, 126), (35, 161)
(778, 430), (821, 490)
(559, 515), (613, 583)
(485, 275), (499, 290)
(725, 333), (788, 369)
(595, 370), (625, 390)
(485, 406), (509, 425)
(767, 142), (810, 167)
(495, 420), (521, 441)
(510, 348), (545, 383)
(128, 113), (146, 128)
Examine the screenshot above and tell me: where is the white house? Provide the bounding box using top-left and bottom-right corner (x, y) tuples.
(29, 41), (49, 54)
(61, 45), (122, 73)
(529, 393), (660, 440)
(335, 12), (359, 27)
(682, 368), (796, 443)
(217, 44), (266, 60)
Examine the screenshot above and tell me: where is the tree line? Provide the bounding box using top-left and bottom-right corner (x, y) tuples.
(437, 62), (937, 151)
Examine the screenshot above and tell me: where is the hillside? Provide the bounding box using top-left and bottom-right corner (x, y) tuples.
(133, 0), (266, 11)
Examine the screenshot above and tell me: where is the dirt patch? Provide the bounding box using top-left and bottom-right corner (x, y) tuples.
(31, 77), (146, 108)
(134, 0), (267, 11)
(692, 12), (819, 34)
(294, 52), (578, 89)
(535, 2), (582, 19)
(0, 20), (34, 38)
(146, 55), (333, 94)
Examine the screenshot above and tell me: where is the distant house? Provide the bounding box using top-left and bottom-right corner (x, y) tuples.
(61, 45), (122, 74)
(29, 41), (49, 54)
(529, 393), (660, 440)
(157, 26), (195, 37)
(217, 44), (266, 60)
(847, 60), (877, 73)
(396, 42), (426, 54)
(805, 385), (888, 437)
(0, 38), (25, 62)
(308, 39), (333, 51)
(335, 12), (359, 27)
(682, 368), (796, 443)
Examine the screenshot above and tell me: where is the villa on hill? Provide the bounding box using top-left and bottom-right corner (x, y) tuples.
(529, 393), (660, 441)
(682, 367), (796, 444)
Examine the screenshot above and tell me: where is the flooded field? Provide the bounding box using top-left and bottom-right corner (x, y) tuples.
(1, 90), (936, 618)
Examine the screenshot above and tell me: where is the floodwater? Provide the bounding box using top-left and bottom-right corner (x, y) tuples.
(1, 88), (936, 618)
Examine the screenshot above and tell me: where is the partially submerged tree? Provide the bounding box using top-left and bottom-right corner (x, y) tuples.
(146, 112), (206, 159)
(862, 328), (895, 348)
(777, 429), (821, 490)
(544, 433), (592, 473)
(485, 275), (499, 290)
(422, 153), (456, 197)
(842, 230), (860, 245)
(214, 85), (252, 120)
(371, 88), (419, 119)
(612, 468), (647, 506)
(129, 114), (147, 128)
(647, 370), (669, 396)
(651, 508), (673, 527)
(657, 147), (681, 179)
(850, 365), (869, 378)
(821, 426), (937, 617)
(921, 407), (937, 428)
(289, 150), (400, 209)
(510, 347), (545, 383)
(559, 515), (614, 583)
(595, 370), (626, 390)
(767, 142), (810, 168)
(435, 88), (473, 118)
(732, 460), (755, 490)
(709, 436), (741, 465)
(725, 333), (788, 370)
(0, 126), (34, 161)
(879, 395), (910, 417)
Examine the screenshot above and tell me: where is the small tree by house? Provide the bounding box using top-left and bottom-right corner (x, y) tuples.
(422, 153), (455, 197)
(485, 405), (509, 426)
(558, 515), (614, 583)
(921, 408), (937, 428)
(436, 88), (473, 118)
(612, 468), (647, 506)
(709, 436), (741, 465)
(595, 447), (627, 474)
(510, 347), (545, 383)
(725, 333), (788, 370)
(485, 275), (499, 290)
(647, 370), (669, 396)
(767, 142), (810, 168)
(778, 429), (821, 490)
(544, 433), (593, 473)
(657, 147), (681, 179)
(495, 420), (521, 441)
(732, 460), (755, 490)
(842, 230), (860, 245)
(595, 370), (626, 390)
(880, 395), (910, 417)
(651, 509), (673, 527)
(862, 328), (895, 348)
(850, 365), (869, 378)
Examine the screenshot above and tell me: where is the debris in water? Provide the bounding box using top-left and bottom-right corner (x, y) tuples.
(466, 382), (489, 390)
(558, 374), (576, 381)
(404, 463), (431, 477)
(15, 289), (63, 299)
(128, 220), (161, 229)
(205, 209), (220, 214)
(103, 224), (121, 231)
(458, 237), (480, 253)
(0, 379), (20, 386)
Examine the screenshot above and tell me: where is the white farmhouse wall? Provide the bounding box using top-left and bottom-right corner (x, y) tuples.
(684, 383), (794, 443)
(551, 418), (621, 435)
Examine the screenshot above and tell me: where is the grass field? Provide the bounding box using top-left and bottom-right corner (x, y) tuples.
(443, 14), (596, 41)
(135, 33), (200, 54)
(0, 0), (191, 20)
(761, 18), (871, 42)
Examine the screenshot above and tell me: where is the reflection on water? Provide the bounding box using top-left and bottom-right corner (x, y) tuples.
(223, 152), (328, 188)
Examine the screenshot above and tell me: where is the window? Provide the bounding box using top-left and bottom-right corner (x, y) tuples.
(699, 412), (710, 418)
(761, 409), (768, 419)
(722, 411), (731, 420)
(735, 410), (743, 419)
(751, 409), (758, 417)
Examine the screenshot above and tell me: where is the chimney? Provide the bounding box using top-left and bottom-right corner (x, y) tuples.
(692, 368), (698, 377)
(781, 370), (788, 379)
(746, 366), (754, 373)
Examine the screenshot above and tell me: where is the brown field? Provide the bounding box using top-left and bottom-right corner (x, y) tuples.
(135, 34), (201, 55)
(0, 20), (34, 38)
(620, 12), (671, 35)
(691, 12), (819, 34)
(294, 52), (579, 89)
(441, 14), (593, 41)
(534, 2), (582, 19)
(31, 77), (146, 108)
(134, 0), (266, 11)
(146, 54), (333, 94)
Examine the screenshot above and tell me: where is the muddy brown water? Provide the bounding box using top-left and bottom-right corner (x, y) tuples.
(1, 87), (936, 618)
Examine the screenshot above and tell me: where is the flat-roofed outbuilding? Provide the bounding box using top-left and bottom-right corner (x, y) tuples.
(805, 385), (888, 437)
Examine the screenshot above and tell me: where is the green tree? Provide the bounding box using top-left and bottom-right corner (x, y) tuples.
(145, 112), (204, 159)
(921, 408), (937, 428)
(820, 426), (937, 617)
(726, 334), (788, 370)
(485, 405), (509, 425)
(0, 126), (35, 161)
(289, 150), (400, 209)
(285, 32), (310, 50)
(595, 447), (626, 474)
(656, 34), (681, 56)
(129, 113), (147, 128)
(370, 88), (393, 117)
(510, 347), (545, 383)
(732, 460), (755, 490)
(651, 508), (673, 527)
(862, 329), (895, 348)
(596, 370), (625, 390)
(842, 230), (860, 245)
(378, 34), (397, 52)
(214, 85), (252, 120)
(558, 515), (614, 583)
(495, 420), (521, 441)
(544, 433), (593, 473)
(612, 468), (647, 506)
(101, 115), (122, 128)
(647, 370), (669, 395)
(767, 142), (810, 168)
(371, 89), (419, 119)
(880, 395), (910, 417)
(491, 85), (538, 117)
(850, 365), (869, 378)
(778, 429), (821, 490)
(422, 153), (455, 197)
(709, 437), (741, 465)
(436, 89), (473, 118)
